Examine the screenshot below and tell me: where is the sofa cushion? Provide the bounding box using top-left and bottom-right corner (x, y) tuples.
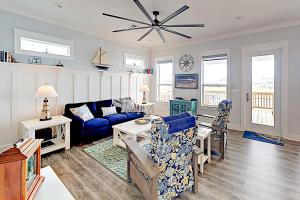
(70, 104), (94, 122)
(65, 102), (97, 117)
(95, 99), (113, 117)
(102, 106), (118, 116)
(84, 118), (110, 131)
(122, 112), (144, 120)
(121, 100), (136, 112)
(104, 114), (127, 125)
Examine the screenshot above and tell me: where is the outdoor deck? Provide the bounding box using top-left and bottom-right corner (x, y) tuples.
(252, 108), (274, 126)
(205, 90), (275, 127)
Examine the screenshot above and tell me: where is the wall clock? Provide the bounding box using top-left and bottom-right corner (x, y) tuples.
(179, 54), (194, 72)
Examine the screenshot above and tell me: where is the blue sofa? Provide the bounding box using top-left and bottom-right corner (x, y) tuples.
(64, 99), (144, 145)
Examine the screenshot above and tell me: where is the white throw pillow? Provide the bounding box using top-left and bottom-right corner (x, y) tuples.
(121, 100), (136, 112)
(70, 104), (94, 121)
(102, 106), (117, 116)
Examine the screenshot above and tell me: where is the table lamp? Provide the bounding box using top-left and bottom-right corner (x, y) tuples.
(35, 83), (59, 121)
(139, 84), (150, 104)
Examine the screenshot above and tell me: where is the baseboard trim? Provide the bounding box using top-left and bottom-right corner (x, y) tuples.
(228, 123), (242, 131)
(284, 133), (300, 142)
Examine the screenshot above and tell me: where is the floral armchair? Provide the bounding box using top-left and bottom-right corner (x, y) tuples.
(198, 100), (232, 159)
(123, 113), (202, 200)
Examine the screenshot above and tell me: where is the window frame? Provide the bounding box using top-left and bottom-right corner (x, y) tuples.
(14, 28), (74, 60)
(124, 52), (146, 69)
(155, 56), (174, 103)
(199, 49), (230, 109)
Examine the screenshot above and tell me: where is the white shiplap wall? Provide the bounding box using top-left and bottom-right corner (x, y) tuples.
(0, 62), (152, 146)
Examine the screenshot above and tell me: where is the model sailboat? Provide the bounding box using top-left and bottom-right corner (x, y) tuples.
(91, 47), (112, 70)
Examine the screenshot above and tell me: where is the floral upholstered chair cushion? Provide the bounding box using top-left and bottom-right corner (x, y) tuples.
(145, 113), (198, 200)
(211, 100), (232, 135)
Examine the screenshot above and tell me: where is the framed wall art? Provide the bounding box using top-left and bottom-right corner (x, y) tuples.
(175, 74), (198, 89)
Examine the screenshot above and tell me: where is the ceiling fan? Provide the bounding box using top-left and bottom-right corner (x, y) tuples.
(103, 0), (205, 43)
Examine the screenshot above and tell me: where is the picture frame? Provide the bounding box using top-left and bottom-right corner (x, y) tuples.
(175, 74), (198, 89)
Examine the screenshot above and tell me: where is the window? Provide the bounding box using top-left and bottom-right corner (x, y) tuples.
(201, 53), (228, 107)
(124, 53), (145, 69)
(157, 60), (174, 102)
(14, 29), (74, 59)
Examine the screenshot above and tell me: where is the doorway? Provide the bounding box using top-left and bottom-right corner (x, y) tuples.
(242, 42), (288, 137)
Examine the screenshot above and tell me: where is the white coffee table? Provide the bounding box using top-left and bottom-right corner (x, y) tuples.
(112, 116), (160, 148)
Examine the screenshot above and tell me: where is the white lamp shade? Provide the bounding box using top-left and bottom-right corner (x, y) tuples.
(35, 84), (59, 98)
(139, 84), (150, 92)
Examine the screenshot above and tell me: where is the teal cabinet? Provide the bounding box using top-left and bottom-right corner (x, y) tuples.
(169, 99), (197, 116)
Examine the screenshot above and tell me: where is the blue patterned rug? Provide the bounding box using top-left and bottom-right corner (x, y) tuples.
(243, 131), (284, 146)
(83, 139), (127, 181)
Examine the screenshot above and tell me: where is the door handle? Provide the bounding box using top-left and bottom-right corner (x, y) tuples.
(246, 93), (251, 102)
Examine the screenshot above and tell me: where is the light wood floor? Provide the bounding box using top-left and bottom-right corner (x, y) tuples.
(42, 130), (300, 200)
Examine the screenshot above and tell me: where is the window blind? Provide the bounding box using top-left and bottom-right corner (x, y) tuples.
(202, 54), (227, 61)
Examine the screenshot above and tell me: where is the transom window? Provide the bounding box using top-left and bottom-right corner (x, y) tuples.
(201, 53), (228, 107)
(20, 37), (70, 57)
(124, 53), (145, 69)
(157, 60), (174, 102)
(14, 29), (74, 59)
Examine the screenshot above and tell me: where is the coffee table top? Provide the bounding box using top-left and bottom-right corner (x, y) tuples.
(112, 115), (160, 136)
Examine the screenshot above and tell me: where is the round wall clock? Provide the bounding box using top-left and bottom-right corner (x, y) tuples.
(179, 54), (194, 72)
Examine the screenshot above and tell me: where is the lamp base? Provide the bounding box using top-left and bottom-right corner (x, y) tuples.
(40, 98), (52, 121)
(40, 117), (52, 121)
(142, 91), (147, 104)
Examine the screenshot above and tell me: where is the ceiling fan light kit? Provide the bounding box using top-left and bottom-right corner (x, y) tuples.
(103, 0), (205, 43)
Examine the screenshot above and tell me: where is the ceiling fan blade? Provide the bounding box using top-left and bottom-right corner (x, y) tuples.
(103, 13), (150, 26)
(133, 0), (155, 24)
(163, 24), (205, 28)
(160, 27), (192, 39)
(156, 29), (167, 43)
(138, 28), (154, 41)
(113, 26), (151, 32)
(159, 5), (189, 25)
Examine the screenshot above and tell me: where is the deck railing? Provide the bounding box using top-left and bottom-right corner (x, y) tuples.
(203, 89), (274, 110)
(203, 91), (226, 106)
(252, 92), (274, 110)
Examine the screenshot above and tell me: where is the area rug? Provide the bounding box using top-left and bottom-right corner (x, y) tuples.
(83, 139), (127, 181)
(243, 131), (284, 146)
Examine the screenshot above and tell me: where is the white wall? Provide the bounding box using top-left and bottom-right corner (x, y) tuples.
(0, 10), (153, 146)
(0, 10), (150, 72)
(0, 62), (151, 146)
(150, 25), (300, 141)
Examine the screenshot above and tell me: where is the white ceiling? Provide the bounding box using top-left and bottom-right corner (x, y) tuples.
(1, 0), (300, 50)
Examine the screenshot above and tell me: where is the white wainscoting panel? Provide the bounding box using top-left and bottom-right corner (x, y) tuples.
(57, 72), (74, 114)
(111, 75), (121, 99)
(101, 75), (112, 100)
(130, 75), (137, 102)
(121, 75), (129, 98)
(0, 70), (14, 144)
(88, 73), (101, 102)
(0, 63), (152, 146)
(74, 74), (89, 103)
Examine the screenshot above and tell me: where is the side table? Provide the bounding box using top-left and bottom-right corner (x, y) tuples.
(136, 102), (155, 116)
(197, 126), (212, 174)
(19, 115), (72, 155)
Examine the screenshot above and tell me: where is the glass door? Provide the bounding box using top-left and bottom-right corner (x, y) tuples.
(245, 49), (282, 136)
